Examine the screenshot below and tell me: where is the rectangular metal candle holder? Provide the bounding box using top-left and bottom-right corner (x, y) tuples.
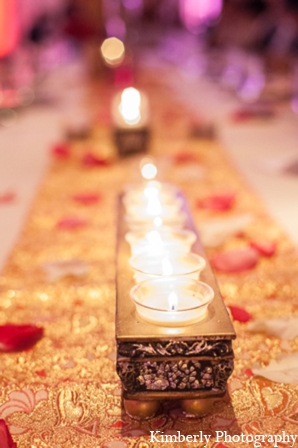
(113, 127), (150, 157)
(115, 194), (236, 416)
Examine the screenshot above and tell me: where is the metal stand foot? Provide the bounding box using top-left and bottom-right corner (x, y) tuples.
(181, 398), (215, 417)
(123, 398), (160, 420)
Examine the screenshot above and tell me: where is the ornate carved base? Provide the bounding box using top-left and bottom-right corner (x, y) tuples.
(117, 339), (234, 396)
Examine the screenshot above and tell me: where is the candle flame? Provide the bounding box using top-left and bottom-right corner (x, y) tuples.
(162, 258), (173, 276)
(168, 291), (178, 311)
(119, 87), (141, 125)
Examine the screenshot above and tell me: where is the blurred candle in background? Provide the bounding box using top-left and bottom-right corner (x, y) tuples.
(0, 0), (19, 58)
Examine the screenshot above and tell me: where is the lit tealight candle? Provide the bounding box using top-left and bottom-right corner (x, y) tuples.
(130, 277), (214, 326)
(126, 197), (181, 220)
(125, 228), (197, 256)
(124, 178), (177, 198)
(112, 87), (149, 129)
(112, 87), (150, 155)
(125, 209), (186, 232)
(123, 182), (182, 215)
(129, 252), (206, 283)
(168, 291), (178, 310)
(119, 87), (141, 125)
(125, 183), (185, 230)
(146, 230), (164, 251)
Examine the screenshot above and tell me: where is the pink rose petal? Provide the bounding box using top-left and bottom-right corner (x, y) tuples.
(57, 217), (88, 230)
(212, 416), (236, 428)
(0, 420), (17, 448)
(228, 305), (253, 323)
(82, 152), (110, 167)
(197, 192), (235, 211)
(51, 143), (71, 159)
(72, 192), (101, 205)
(211, 247), (259, 273)
(0, 324), (43, 352)
(250, 240), (276, 257)
(0, 191), (16, 204)
(228, 379), (243, 394)
(122, 429), (148, 437)
(103, 442), (127, 448)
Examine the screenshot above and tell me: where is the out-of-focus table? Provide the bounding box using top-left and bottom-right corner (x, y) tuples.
(1, 53), (298, 447)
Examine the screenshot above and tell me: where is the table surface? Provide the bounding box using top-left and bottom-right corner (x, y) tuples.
(1, 46), (298, 447)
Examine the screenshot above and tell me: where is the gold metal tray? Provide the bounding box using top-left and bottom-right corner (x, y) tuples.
(115, 193), (236, 417)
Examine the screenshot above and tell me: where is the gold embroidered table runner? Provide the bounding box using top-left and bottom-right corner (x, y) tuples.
(1, 65), (298, 448)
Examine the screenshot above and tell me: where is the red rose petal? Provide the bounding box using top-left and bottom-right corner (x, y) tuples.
(244, 368), (254, 377)
(0, 420), (17, 448)
(57, 217), (88, 230)
(0, 191), (16, 204)
(114, 66), (134, 89)
(173, 152), (197, 164)
(82, 152), (110, 167)
(231, 109), (253, 123)
(72, 192), (101, 205)
(197, 192), (235, 211)
(231, 107), (274, 123)
(95, 111), (112, 126)
(151, 416), (167, 428)
(211, 247), (259, 273)
(0, 324), (43, 352)
(228, 305), (253, 323)
(163, 111), (181, 124)
(250, 240), (276, 257)
(51, 143), (71, 159)
(35, 369), (47, 377)
(109, 420), (129, 429)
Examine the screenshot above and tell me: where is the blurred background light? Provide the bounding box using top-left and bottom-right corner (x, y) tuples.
(100, 37), (125, 67)
(179, 0), (222, 33)
(122, 0), (143, 11)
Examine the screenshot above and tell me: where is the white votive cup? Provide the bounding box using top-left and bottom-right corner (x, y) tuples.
(125, 228), (197, 256)
(130, 277), (214, 326)
(129, 252), (206, 283)
(123, 181), (179, 205)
